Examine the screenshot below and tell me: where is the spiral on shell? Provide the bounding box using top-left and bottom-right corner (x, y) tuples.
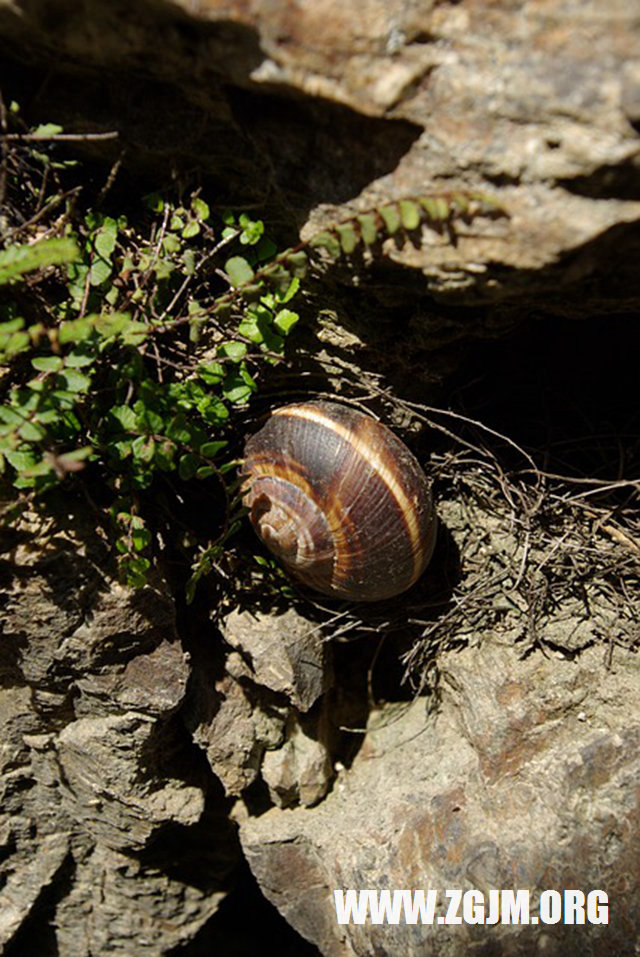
(241, 401), (437, 601)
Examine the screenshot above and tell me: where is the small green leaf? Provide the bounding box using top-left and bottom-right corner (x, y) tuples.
(197, 362), (225, 385)
(62, 447), (93, 463)
(191, 197), (210, 221)
(419, 195), (451, 221)
(378, 204), (402, 235)
(5, 449), (38, 471)
(200, 441), (227, 458)
(32, 122), (63, 137)
(0, 406), (25, 426)
(0, 331), (30, 359)
(134, 405), (164, 434)
(89, 258), (112, 286)
(11, 388), (39, 415)
(64, 352), (95, 368)
(217, 341), (248, 361)
(237, 317), (263, 345)
(277, 275), (300, 303)
(197, 396), (229, 425)
(238, 215), (264, 246)
(131, 435), (156, 463)
(225, 256), (255, 287)
(120, 321), (149, 347)
(93, 313), (129, 338)
(273, 309), (299, 336)
(0, 318), (25, 335)
(110, 405), (137, 432)
(166, 414), (192, 444)
(154, 439), (176, 470)
(94, 217), (118, 260)
(32, 356), (64, 373)
(123, 555), (151, 586)
(399, 199), (421, 230)
(18, 421), (45, 442)
(182, 220), (201, 239)
(48, 388), (75, 410)
(181, 248), (197, 276)
(178, 452), (199, 480)
(59, 368), (91, 393)
(58, 317), (93, 344)
(112, 438), (132, 459)
(260, 264), (292, 296)
(162, 233), (182, 255)
(187, 300), (204, 319)
(336, 223), (359, 255)
(105, 285), (119, 305)
(0, 237), (79, 285)
(222, 371), (254, 404)
(309, 230), (341, 258)
(145, 193), (164, 212)
(282, 252), (307, 280)
(131, 526), (151, 552)
(357, 213), (378, 246)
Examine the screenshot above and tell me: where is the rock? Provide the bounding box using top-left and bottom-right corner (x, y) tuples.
(0, 504), (237, 953)
(223, 607), (333, 711)
(240, 641), (640, 956)
(188, 671), (264, 796)
(55, 712), (205, 852)
(261, 710), (334, 808)
(74, 633), (189, 717)
(0, 687), (71, 949)
(188, 606), (334, 803)
(55, 844), (226, 957)
(0, 508), (180, 702)
(0, 832), (70, 948)
(0, 0), (637, 323)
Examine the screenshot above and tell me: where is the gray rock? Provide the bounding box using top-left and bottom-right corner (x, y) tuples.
(262, 710), (334, 808)
(0, 0), (636, 330)
(55, 712), (204, 852)
(223, 607), (333, 711)
(188, 606), (334, 804)
(55, 844), (225, 957)
(240, 641), (640, 956)
(189, 671), (263, 796)
(0, 506), (235, 953)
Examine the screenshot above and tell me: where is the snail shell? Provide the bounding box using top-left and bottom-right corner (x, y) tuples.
(242, 401), (437, 601)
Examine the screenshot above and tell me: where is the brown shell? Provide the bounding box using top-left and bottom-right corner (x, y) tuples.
(242, 401), (437, 601)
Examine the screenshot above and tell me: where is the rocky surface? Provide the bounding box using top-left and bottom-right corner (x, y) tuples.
(0, 504), (236, 954)
(185, 606), (334, 805)
(240, 641), (640, 956)
(0, 0), (638, 322)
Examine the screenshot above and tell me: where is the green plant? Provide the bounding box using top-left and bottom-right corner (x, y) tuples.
(0, 99), (503, 599)
(0, 105), (305, 595)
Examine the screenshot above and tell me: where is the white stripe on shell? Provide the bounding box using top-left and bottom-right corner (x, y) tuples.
(273, 404), (423, 582)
